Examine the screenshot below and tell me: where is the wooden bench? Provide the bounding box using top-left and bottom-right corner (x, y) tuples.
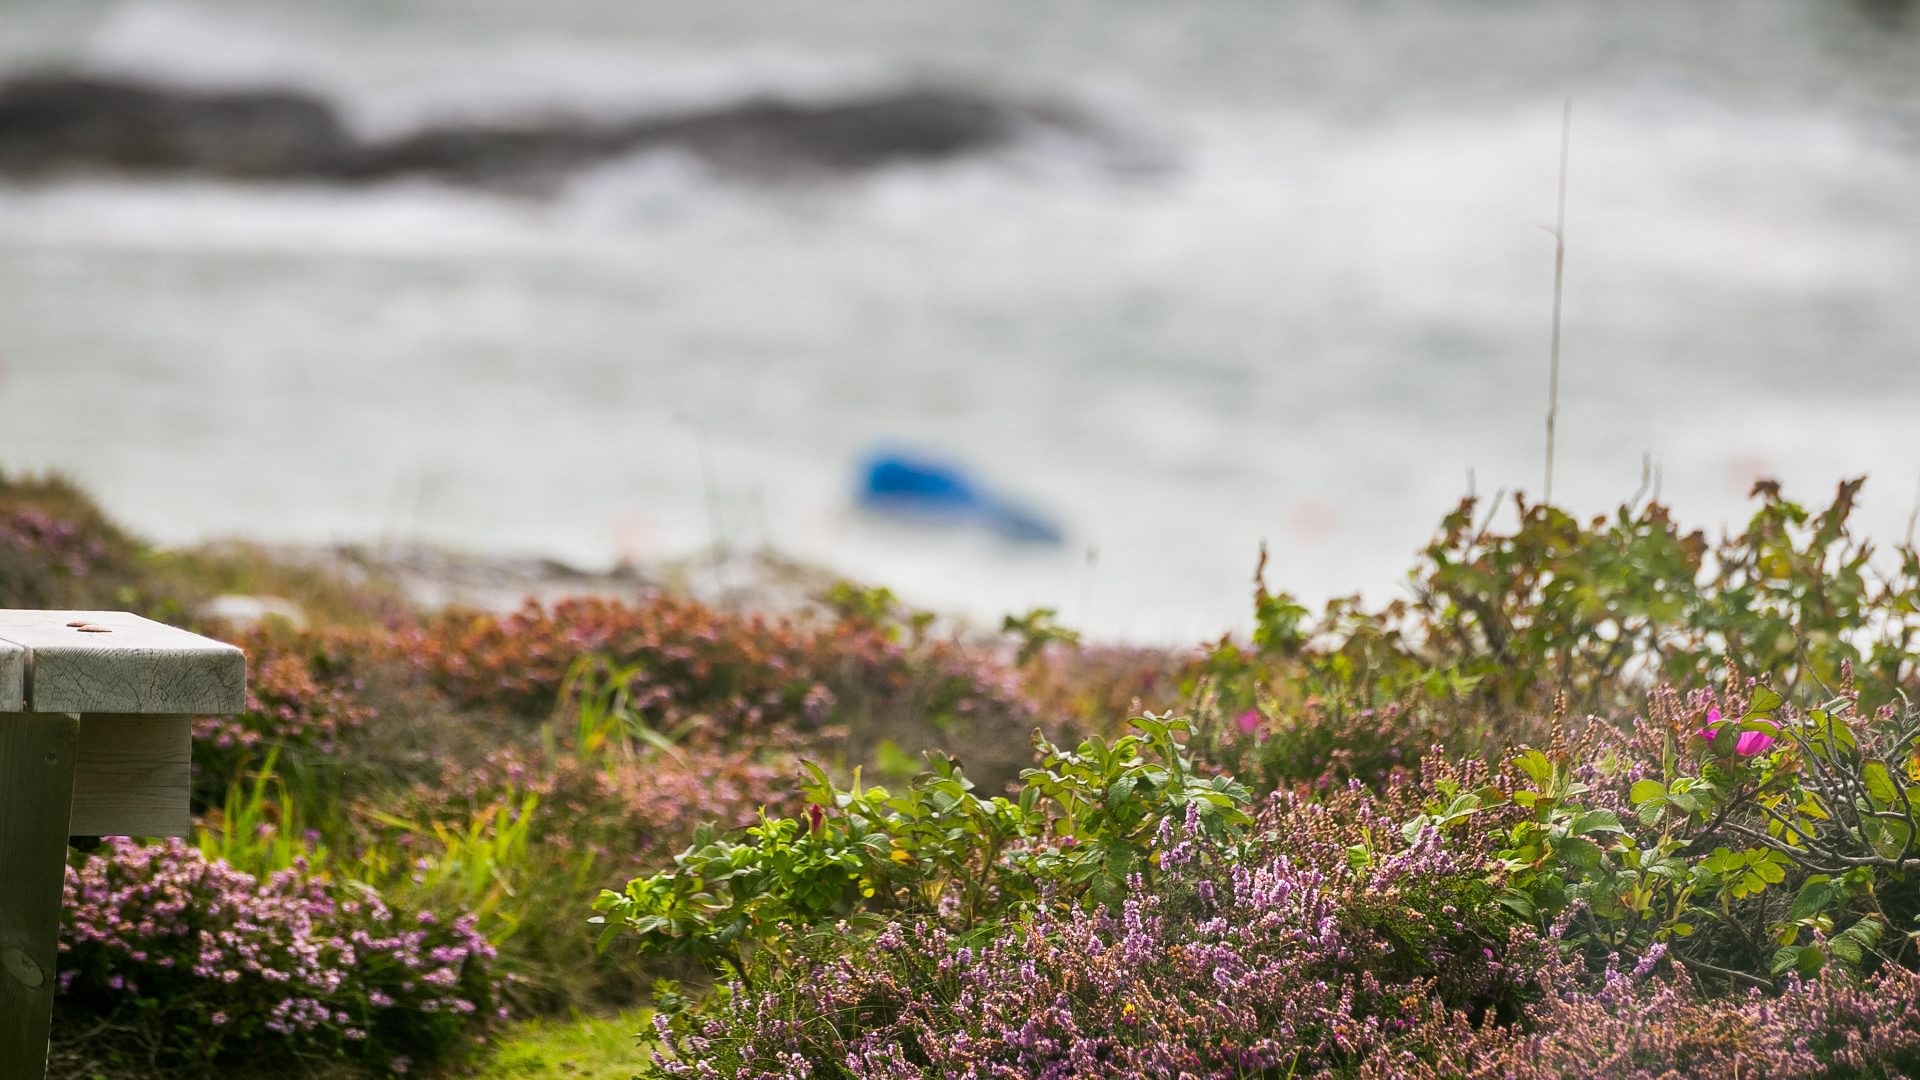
(0, 611), (244, 1079)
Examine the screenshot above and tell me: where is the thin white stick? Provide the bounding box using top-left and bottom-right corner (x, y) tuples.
(1905, 471), (1920, 549)
(1545, 99), (1571, 506)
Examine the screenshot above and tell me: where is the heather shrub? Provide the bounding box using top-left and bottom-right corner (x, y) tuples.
(617, 675), (1920, 1077)
(56, 839), (499, 1075)
(395, 595), (1040, 788)
(190, 629), (377, 803)
(642, 785), (1530, 1078)
(1021, 640), (1195, 736)
(0, 504), (117, 606)
(734, 584), (1045, 786)
(632, 731), (1920, 1078)
(0, 471), (142, 609)
(1360, 950), (1920, 1078)
(396, 596), (836, 731)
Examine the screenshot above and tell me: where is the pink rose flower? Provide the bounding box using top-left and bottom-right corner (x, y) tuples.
(1699, 706), (1775, 756)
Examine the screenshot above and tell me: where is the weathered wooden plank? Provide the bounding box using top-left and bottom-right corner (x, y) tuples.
(70, 714), (193, 837)
(0, 711), (80, 1080)
(0, 637), (22, 712)
(0, 610), (244, 715)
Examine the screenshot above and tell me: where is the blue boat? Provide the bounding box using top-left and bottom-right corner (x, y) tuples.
(857, 452), (1063, 545)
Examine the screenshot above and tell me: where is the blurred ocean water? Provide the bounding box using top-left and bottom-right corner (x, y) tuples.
(2, 0), (1918, 641)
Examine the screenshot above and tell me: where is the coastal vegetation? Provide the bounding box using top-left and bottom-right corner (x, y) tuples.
(10, 468), (1920, 1077)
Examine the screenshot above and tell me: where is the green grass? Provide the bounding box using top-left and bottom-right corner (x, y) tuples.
(473, 1008), (654, 1080)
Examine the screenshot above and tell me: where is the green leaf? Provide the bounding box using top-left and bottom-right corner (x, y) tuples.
(1555, 835), (1604, 872)
(1830, 918), (1884, 967)
(1772, 944), (1823, 977)
(1571, 809), (1626, 836)
(1863, 762), (1898, 811)
(1629, 780), (1667, 806)
(1497, 891), (1537, 920)
(1745, 686), (1783, 718)
(1868, 818), (1914, 861)
(1810, 710), (1858, 754)
(1516, 750), (1554, 787)
(1788, 878), (1835, 922)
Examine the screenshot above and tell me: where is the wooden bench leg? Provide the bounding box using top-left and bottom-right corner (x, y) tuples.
(1, 712), (80, 1080)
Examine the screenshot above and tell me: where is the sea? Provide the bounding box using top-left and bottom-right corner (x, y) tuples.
(3, 0), (1919, 642)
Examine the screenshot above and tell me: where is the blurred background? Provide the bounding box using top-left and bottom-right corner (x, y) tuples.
(1, 0), (1917, 642)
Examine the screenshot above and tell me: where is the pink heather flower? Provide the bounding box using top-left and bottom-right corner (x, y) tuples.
(210, 1011), (229, 1026)
(1632, 942), (1668, 980)
(1236, 709), (1261, 736)
(1734, 729), (1776, 756)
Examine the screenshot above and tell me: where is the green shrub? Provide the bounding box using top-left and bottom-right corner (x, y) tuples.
(593, 715), (1250, 985)
(1190, 479), (1920, 792)
(1391, 682), (1920, 988)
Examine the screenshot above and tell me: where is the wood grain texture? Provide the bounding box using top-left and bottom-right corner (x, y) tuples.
(70, 714), (192, 837)
(0, 711), (80, 1080)
(0, 610), (244, 715)
(0, 638), (21, 712)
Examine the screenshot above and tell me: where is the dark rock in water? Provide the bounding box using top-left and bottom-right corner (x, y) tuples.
(0, 73), (1122, 189)
(633, 90), (1042, 174)
(1857, 0), (1914, 20)
(347, 91), (1051, 187)
(336, 120), (636, 190)
(0, 75), (354, 179)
